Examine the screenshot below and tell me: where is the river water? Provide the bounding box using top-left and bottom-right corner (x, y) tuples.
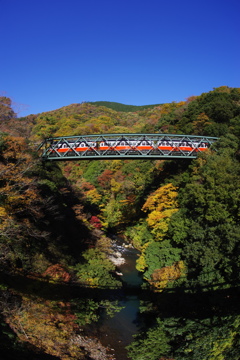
(95, 244), (143, 360)
(81, 241), (240, 360)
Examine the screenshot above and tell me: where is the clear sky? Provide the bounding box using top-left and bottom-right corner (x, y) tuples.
(1, 0), (239, 117)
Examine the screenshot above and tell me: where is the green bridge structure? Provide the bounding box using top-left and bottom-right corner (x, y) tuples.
(38, 133), (218, 161)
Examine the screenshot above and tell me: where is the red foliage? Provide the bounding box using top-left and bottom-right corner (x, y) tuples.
(63, 164), (73, 177)
(90, 215), (102, 229)
(126, 194), (136, 203)
(81, 181), (95, 191)
(97, 169), (113, 189)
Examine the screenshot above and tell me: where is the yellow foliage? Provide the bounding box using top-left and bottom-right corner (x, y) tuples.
(146, 208), (178, 227)
(142, 183), (178, 212)
(192, 112), (211, 133)
(85, 188), (101, 204)
(86, 277), (98, 287)
(95, 116), (116, 131)
(150, 260), (185, 292)
(209, 329), (236, 360)
(159, 103), (173, 115)
(176, 101), (186, 107)
(0, 206), (7, 218)
(136, 242), (150, 272)
(142, 183), (178, 240)
(5, 298), (84, 360)
(110, 178), (122, 193)
(54, 125), (75, 137)
(109, 160), (122, 171)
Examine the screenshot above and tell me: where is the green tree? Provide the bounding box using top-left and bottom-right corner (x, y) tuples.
(127, 318), (170, 360)
(76, 248), (121, 288)
(169, 135), (240, 287)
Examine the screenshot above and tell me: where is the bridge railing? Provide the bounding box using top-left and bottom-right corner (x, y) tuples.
(38, 133), (219, 160)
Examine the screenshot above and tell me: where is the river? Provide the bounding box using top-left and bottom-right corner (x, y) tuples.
(92, 245), (240, 360)
(94, 243), (143, 360)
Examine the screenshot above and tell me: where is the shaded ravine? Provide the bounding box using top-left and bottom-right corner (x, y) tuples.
(95, 244), (143, 360)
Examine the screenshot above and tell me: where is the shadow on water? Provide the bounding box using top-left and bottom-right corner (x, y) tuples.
(2, 267), (240, 360)
(2, 258), (240, 360)
(1, 270), (240, 320)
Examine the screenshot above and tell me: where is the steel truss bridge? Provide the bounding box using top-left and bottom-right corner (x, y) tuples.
(38, 134), (218, 161)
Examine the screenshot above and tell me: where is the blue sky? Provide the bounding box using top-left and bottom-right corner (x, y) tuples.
(1, 0), (239, 117)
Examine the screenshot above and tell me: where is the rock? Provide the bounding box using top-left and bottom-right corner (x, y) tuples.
(73, 335), (116, 360)
(108, 255), (125, 266)
(115, 271), (123, 276)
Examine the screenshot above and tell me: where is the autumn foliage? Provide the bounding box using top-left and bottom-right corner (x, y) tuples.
(150, 261), (185, 291)
(5, 298), (84, 360)
(142, 183), (178, 240)
(1, 87), (240, 359)
(43, 264), (71, 282)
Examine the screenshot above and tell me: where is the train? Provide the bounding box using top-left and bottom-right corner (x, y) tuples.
(50, 138), (210, 154)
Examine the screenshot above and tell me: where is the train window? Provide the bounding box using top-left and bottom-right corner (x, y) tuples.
(142, 141), (146, 146)
(120, 141), (125, 146)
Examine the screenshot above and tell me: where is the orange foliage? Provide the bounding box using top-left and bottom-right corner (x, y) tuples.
(43, 264), (71, 282)
(79, 181), (95, 191)
(186, 95), (198, 103)
(0, 136), (42, 242)
(0, 136), (38, 211)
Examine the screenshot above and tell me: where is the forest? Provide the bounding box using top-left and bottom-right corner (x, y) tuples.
(0, 86), (240, 360)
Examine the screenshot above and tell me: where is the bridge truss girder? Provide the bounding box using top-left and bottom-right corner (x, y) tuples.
(38, 133), (218, 161)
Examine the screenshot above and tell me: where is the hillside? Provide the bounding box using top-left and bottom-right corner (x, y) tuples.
(88, 101), (163, 112)
(1, 85), (240, 359)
